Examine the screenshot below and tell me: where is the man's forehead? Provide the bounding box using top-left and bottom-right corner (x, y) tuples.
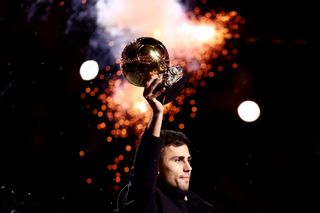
(163, 144), (190, 156)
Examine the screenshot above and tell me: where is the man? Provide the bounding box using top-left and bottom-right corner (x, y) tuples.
(116, 75), (214, 212)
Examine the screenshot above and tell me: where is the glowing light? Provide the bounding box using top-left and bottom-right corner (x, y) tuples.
(124, 167), (130, 173)
(106, 136), (112, 142)
(115, 177), (121, 183)
(153, 29), (161, 38)
(107, 164), (112, 170)
(125, 145), (132, 152)
(178, 123), (185, 129)
(237, 100), (260, 122)
(180, 23), (217, 43)
(79, 150), (85, 157)
(86, 178), (93, 184)
(112, 164), (117, 170)
(133, 101), (147, 113)
(150, 50), (160, 60)
(79, 60), (99, 81)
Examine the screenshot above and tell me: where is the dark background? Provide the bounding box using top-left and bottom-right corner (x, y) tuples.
(1, 0), (319, 212)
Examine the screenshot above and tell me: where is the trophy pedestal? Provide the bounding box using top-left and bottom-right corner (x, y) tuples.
(158, 74), (188, 104)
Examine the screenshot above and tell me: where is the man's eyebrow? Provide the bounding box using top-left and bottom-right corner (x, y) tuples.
(170, 156), (192, 160)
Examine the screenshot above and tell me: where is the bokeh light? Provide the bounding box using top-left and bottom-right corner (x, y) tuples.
(237, 100), (260, 122)
(79, 60), (99, 81)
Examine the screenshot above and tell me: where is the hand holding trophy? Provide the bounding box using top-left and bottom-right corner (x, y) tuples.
(120, 37), (187, 104)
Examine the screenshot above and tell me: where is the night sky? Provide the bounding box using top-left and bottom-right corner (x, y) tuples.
(1, 0), (320, 213)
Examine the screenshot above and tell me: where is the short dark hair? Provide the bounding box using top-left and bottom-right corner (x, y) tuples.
(160, 129), (190, 149)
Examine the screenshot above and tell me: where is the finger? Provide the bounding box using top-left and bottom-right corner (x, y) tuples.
(144, 73), (158, 87)
(146, 85), (166, 99)
(143, 77), (161, 97)
(144, 85), (165, 101)
(149, 77), (162, 92)
(144, 89), (165, 102)
(153, 86), (166, 98)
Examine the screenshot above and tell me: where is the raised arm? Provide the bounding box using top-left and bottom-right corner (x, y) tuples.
(143, 74), (166, 137)
(119, 74), (166, 212)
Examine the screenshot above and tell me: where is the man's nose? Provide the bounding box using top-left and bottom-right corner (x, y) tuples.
(184, 161), (192, 172)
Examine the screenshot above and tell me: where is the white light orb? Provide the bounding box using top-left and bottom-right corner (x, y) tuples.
(79, 60), (99, 81)
(237, 100), (260, 122)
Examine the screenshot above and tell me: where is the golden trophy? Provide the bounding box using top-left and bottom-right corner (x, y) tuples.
(120, 37), (186, 104)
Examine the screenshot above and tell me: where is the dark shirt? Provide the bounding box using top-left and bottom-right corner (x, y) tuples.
(116, 130), (214, 213)
(157, 180), (189, 212)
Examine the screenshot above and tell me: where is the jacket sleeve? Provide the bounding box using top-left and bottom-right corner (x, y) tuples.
(121, 129), (162, 211)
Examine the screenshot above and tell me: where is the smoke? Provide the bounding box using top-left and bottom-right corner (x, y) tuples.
(95, 0), (189, 60)
(26, 0), (55, 22)
(25, 0), (232, 72)
(26, 0), (188, 67)
(93, 0), (230, 71)
(27, 0), (98, 34)
(25, 0), (109, 65)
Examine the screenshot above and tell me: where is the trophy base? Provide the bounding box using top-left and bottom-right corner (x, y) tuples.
(157, 74), (188, 104)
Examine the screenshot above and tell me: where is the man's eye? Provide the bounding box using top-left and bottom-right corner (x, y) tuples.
(175, 159), (181, 162)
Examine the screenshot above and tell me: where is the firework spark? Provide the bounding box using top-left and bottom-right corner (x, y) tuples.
(25, 0), (244, 192)
(80, 0), (244, 188)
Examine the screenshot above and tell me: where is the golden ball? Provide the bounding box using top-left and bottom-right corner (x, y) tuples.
(120, 37), (170, 87)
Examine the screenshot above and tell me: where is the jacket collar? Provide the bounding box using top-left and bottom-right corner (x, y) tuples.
(157, 180), (188, 201)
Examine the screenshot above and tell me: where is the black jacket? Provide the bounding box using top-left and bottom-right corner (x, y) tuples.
(115, 130), (214, 213)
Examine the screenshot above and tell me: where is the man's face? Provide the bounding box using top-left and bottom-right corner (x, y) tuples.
(158, 144), (192, 191)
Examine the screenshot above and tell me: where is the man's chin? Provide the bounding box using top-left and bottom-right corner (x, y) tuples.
(179, 184), (189, 191)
